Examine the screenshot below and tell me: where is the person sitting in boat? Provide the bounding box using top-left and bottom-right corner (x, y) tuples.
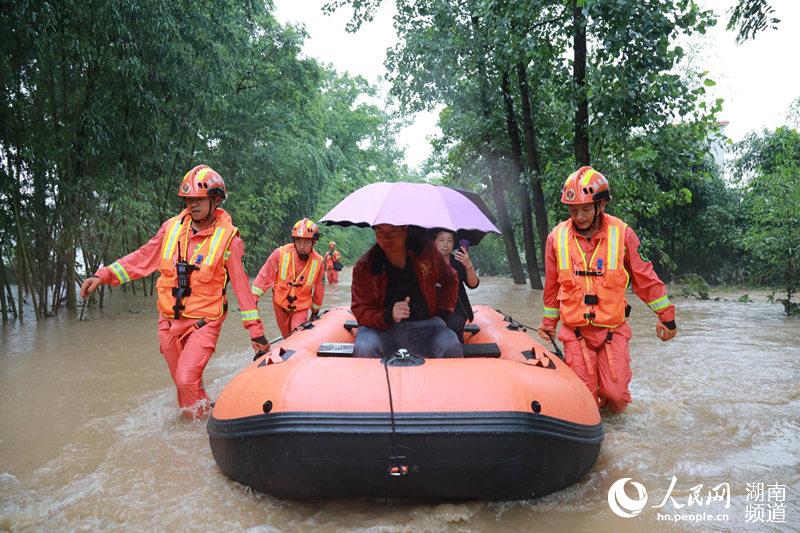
(79, 165), (269, 419)
(432, 230), (479, 342)
(251, 218), (325, 338)
(537, 166), (677, 414)
(351, 224), (463, 358)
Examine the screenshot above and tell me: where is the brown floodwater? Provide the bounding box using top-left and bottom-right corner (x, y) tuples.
(1, 269), (798, 531)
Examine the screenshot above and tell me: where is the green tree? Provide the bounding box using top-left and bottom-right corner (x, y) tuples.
(0, 0), (410, 320)
(733, 127), (800, 315)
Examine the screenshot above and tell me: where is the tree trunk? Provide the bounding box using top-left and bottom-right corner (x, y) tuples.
(573, 0), (591, 166)
(0, 253), (8, 322)
(500, 72), (543, 289)
(470, 14), (525, 284)
(5, 278), (17, 319)
(487, 152), (526, 284)
(516, 61), (550, 257)
(16, 257), (23, 321)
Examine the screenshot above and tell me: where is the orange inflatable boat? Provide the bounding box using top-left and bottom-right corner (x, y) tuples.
(207, 305), (602, 500)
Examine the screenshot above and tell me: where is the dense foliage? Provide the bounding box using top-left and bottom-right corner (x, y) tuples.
(2, 0), (797, 320)
(0, 0), (411, 319)
(733, 127), (800, 315)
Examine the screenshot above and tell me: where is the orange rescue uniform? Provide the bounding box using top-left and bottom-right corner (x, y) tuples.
(324, 249), (341, 284)
(542, 213), (675, 413)
(95, 208), (264, 415)
(252, 243), (325, 337)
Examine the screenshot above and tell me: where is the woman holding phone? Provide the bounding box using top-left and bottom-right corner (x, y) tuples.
(433, 230), (480, 342)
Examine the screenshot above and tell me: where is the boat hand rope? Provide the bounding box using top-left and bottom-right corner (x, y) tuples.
(383, 351), (409, 478)
(502, 313), (565, 362)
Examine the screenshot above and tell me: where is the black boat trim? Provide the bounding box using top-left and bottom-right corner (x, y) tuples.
(208, 411), (603, 444)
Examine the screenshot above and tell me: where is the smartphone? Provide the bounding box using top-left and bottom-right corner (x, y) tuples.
(459, 238), (470, 251)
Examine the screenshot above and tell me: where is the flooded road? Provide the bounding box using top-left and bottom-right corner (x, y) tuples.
(1, 269), (798, 531)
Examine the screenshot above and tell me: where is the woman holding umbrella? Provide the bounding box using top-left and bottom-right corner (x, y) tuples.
(432, 230), (479, 342)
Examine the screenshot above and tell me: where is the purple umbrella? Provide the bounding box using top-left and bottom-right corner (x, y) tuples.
(319, 182), (501, 244)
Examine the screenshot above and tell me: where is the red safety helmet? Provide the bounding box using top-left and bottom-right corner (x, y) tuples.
(291, 218), (320, 240)
(561, 166), (611, 205)
(178, 165), (227, 199)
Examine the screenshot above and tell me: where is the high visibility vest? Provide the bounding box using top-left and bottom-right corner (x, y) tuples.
(155, 209), (237, 320)
(272, 243), (322, 311)
(551, 214), (629, 328)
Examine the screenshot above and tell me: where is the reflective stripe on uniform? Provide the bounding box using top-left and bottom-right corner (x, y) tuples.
(251, 285), (264, 297)
(109, 261), (131, 284)
(556, 227), (570, 270)
(306, 259), (319, 286)
(240, 309), (259, 322)
(543, 306), (560, 319)
(647, 294), (671, 312)
(204, 227), (226, 266)
(607, 224), (621, 270)
(311, 303), (321, 311)
(279, 251), (291, 281)
(162, 219), (183, 259)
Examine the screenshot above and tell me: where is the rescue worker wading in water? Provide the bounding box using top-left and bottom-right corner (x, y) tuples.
(79, 165), (269, 419)
(537, 166), (677, 413)
(324, 241), (342, 285)
(251, 218), (325, 338)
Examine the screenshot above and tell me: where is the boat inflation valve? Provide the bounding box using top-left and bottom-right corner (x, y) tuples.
(263, 400), (273, 413)
(531, 400), (541, 414)
(388, 464), (409, 477)
(383, 348), (424, 367)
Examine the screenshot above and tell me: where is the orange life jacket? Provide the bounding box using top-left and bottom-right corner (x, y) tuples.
(155, 209), (237, 320)
(325, 250), (340, 268)
(552, 214), (629, 328)
(272, 243), (322, 311)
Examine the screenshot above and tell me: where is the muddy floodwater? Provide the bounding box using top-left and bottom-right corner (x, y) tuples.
(1, 269), (798, 531)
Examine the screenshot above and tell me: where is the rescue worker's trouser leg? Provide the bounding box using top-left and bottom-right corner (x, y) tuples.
(272, 300), (309, 338)
(596, 322), (633, 413)
(157, 315), (224, 413)
(559, 326), (600, 403)
(326, 270), (338, 284)
(559, 323), (633, 413)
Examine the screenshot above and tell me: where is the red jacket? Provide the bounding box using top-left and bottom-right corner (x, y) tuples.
(542, 213), (675, 329)
(351, 236), (458, 330)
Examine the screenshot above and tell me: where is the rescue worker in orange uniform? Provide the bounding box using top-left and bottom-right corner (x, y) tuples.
(80, 165), (269, 418)
(324, 241), (342, 285)
(537, 166), (677, 413)
(251, 218), (325, 338)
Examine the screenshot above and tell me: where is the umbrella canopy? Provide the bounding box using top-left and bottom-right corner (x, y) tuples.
(319, 182), (501, 245)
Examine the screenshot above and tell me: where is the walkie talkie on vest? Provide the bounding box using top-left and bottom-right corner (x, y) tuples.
(172, 241), (198, 319)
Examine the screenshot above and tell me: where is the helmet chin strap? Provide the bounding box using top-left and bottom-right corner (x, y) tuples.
(194, 198), (217, 225)
(575, 202), (602, 233)
(591, 201), (601, 229)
